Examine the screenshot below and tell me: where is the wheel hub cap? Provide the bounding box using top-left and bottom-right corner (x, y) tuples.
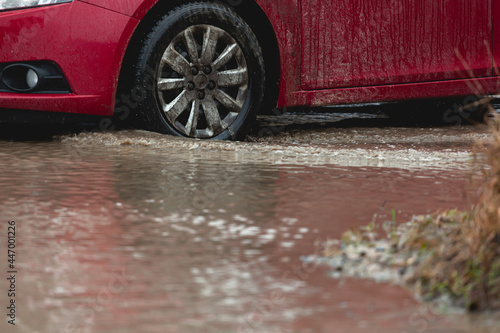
(194, 73), (209, 89)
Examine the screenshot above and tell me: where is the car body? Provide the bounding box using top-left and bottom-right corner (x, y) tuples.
(1, 0), (500, 139)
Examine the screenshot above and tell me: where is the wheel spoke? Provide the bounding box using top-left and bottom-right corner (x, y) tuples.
(217, 68), (247, 87)
(184, 28), (199, 63)
(165, 90), (191, 122)
(213, 89), (242, 113)
(185, 100), (200, 137)
(202, 96), (224, 134)
(157, 24), (250, 138)
(201, 26), (219, 64)
(158, 78), (185, 91)
(212, 44), (238, 70)
(162, 45), (191, 76)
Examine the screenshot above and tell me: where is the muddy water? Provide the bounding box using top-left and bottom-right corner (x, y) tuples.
(0, 120), (498, 333)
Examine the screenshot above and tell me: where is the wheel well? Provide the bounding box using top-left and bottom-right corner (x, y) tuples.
(116, 0), (281, 118)
(230, 1), (281, 114)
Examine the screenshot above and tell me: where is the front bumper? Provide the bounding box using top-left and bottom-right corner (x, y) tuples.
(0, 1), (139, 116)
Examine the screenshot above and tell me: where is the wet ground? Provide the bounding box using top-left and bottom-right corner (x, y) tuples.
(0, 109), (499, 333)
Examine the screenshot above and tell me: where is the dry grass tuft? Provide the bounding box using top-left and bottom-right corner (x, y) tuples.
(403, 112), (500, 310)
(321, 109), (500, 311)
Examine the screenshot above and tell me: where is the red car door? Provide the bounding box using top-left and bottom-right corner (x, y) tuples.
(494, 0), (500, 70)
(301, 0), (494, 90)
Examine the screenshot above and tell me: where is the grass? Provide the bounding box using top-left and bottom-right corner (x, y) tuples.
(322, 110), (500, 311)
(401, 112), (500, 310)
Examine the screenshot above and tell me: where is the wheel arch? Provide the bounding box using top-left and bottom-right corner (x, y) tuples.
(116, 0), (281, 122)
(231, 0), (281, 114)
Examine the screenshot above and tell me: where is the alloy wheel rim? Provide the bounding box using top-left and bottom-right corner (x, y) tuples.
(157, 24), (249, 138)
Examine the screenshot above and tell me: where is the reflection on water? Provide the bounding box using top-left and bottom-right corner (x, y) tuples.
(0, 137), (497, 333)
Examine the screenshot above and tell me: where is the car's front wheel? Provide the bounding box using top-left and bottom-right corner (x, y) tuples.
(134, 2), (265, 140)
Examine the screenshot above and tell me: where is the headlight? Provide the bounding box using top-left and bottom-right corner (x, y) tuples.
(0, 0), (73, 11)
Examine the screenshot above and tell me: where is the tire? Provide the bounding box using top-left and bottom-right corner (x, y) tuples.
(134, 2), (265, 140)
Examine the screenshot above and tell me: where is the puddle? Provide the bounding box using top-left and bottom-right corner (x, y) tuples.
(0, 121), (498, 333)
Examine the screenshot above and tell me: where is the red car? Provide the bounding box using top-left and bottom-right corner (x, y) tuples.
(1, 0), (499, 139)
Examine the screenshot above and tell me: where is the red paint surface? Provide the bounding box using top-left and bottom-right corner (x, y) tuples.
(0, 0), (499, 116)
(494, 0), (500, 72)
(0, 1), (138, 115)
(301, 0), (493, 89)
(77, 0), (159, 19)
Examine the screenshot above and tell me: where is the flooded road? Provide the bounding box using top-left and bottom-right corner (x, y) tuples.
(0, 112), (499, 333)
